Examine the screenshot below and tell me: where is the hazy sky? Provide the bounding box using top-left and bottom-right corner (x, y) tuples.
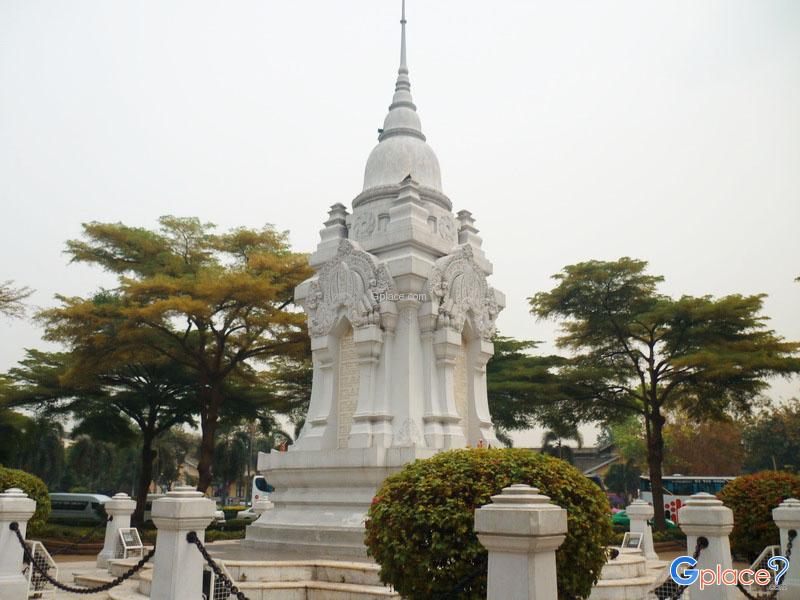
(1, 0), (798, 447)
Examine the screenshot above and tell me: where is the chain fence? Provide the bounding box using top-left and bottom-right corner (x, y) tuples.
(10, 522), (154, 595)
(736, 529), (796, 600)
(649, 536), (709, 600)
(187, 531), (250, 600)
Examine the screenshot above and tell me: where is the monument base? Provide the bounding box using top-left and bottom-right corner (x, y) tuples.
(243, 446), (437, 559)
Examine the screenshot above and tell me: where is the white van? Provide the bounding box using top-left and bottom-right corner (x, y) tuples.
(237, 476), (274, 522)
(49, 493), (111, 524)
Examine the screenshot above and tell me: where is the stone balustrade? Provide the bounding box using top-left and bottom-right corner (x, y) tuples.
(97, 492), (136, 569)
(3, 480), (800, 600)
(475, 483), (568, 600)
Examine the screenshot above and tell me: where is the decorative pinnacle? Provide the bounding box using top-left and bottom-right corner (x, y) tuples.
(395, 0), (411, 95)
(400, 0), (407, 72)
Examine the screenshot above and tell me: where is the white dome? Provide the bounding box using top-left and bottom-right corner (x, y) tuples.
(363, 135), (442, 192)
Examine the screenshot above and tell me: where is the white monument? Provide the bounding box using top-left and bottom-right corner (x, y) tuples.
(245, 1), (505, 557)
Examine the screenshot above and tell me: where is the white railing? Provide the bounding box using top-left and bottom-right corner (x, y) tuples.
(23, 541), (57, 600)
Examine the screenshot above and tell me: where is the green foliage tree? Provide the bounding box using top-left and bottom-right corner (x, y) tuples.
(17, 417), (67, 490)
(66, 435), (118, 493)
(213, 429), (250, 504)
(3, 345), (197, 524)
(529, 258), (800, 529)
(62, 216), (312, 492)
(0, 280), (33, 319)
(603, 461), (641, 504)
(486, 335), (571, 447)
(365, 448), (611, 600)
(541, 422), (583, 463)
(718, 471), (800, 560)
(598, 415), (648, 467)
(742, 399), (800, 473)
(0, 405), (32, 467)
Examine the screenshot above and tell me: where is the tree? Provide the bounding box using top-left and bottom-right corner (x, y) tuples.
(742, 399), (800, 473)
(598, 415), (648, 468)
(63, 217), (312, 492)
(0, 280), (33, 319)
(604, 461), (641, 504)
(3, 344), (197, 524)
(541, 423), (583, 463)
(67, 435), (118, 493)
(486, 335), (570, 447)
(529, 258), (800, 529)
(663, 416), (744, 476)
(213, 429), (250, 504)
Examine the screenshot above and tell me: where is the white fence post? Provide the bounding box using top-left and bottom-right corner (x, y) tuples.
(626, 499), (658, 560)
(772, 497), (800, 599)
(97, 492), (136, 568)
(149, 485), (215, 600)
(474, 483), (567, 600)
(0, 488), (36, 600)
(678, 492), (737, 600)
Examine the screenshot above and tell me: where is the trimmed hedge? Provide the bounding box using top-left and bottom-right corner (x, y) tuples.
(0, 466), (51, 528)
(718, 471), (800, 560)
(365, 448), (611, 600)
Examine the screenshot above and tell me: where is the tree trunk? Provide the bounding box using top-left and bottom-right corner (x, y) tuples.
(196, 388), (221, 494)
(646, 411), (668, 531)
(132, 430), (156, 527)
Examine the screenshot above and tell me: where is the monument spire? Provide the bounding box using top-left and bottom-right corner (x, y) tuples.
(362, 0), (444, 192)
(400, 0), (407, 73)
(383, 0), (419, 130)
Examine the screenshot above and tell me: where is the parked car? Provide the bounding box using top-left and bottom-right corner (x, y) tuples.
(49, 493), (111, 524)
(236, 507), (259, 522)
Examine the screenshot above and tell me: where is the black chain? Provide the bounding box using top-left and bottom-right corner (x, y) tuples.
(45, 516), (111, 557)
(736, 529), (796, 600)
(10, 522), (154, 594)
(187, 531), (250, 600)
(652, 536), (709, 600)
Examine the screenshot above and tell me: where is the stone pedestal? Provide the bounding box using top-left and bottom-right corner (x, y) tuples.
(678, 492), (737, 600)
(0, 488), (36, 600)
(474, 484), (567, 600)
(245, 447), (436, 558)
(773, 497), (800, 599)
(150, 486), (215, 600)
(626, 499), (657, 561)
(97, 492), (136, 568)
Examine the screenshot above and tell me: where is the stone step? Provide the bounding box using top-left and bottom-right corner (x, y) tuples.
(237, 580), (398, 600)
(599, 553), (649, 580)
(136, 568), (398, 599)
(108, 557), (153, 578)
(108, 590), (149, 600)
(224, 559), (384, 587)
(73, 572), (114, 587)
(589, 575), (658, 600)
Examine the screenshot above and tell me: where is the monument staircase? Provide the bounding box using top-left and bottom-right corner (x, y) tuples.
(74, 556), (399, 600)
(589, 548), (669, 600)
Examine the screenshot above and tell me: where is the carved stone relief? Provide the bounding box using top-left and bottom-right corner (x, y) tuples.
(305, 239), (396, 337)
(426, 245), (499, 339)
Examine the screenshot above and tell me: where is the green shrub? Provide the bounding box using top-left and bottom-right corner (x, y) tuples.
(718, 471), (800, 560)
(0, 466), (51, 528)
(365, 448), (611, 600)
(27, 522), (106, 543)
(210, 518), (248, 532)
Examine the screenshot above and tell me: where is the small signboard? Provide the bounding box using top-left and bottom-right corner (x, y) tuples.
(621, 532), (643, 550)
(117, 528), (144, 559)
